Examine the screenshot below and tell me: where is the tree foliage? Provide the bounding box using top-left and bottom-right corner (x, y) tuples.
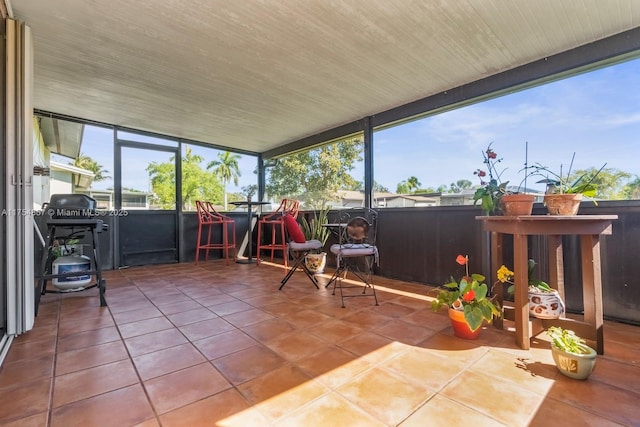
(621, 176), (640, 199)
(70, 153), (110, 184)
(569, 167), (631, 200)
(396, 176), (422, 194)
(266, 138), (363, 209)
(449, 179), (473, 193)
(207, 151), (241, 210)
(146, 148), (223, 210)
(349, 180), (389, 192)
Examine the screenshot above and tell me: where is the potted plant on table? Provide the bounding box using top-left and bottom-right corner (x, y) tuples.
(473, 143), (535, 216)
(300, 206), (330, 274)
(527, 153), (606, 215)
(497, 260), (565, 319)
(241, 185), (258, 202)
(431, 255), (502, 339)
(547, 326), (597, 379)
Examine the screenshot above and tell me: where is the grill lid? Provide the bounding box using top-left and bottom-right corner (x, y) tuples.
(46, 194), (97, 218)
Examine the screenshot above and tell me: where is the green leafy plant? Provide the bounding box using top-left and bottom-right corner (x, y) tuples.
(241, 184), (257, 201)
(51, 238), (80, 258)
(497, 259), (553, 295)
(547, 326), (591, 354)
(431, 255), (501, 331)
(472, 143), (534, 215)
(473, 143), (510, 215)
(300, 205), (330, 251)
(528, 153), (606, 199)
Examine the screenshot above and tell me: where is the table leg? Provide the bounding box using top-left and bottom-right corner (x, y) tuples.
(581, 234), (604, 354)
(246, 208), (253, 261)
(513, 233), (530, 350)
(236, 207), (257, 264)
(547, 235), (565, 298)
(490, 232), (504, 330)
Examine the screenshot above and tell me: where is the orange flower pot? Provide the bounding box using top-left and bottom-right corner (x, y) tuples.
(500, 194), (535, 216)
(544, 193), (582, 215)
(448, 308), (481, 340)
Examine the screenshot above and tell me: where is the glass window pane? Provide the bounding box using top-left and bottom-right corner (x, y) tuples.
(373, 58), (640, 207)
(180, 144), (258, 212)
(265, 136), (364, 210)
(123, 147), (174, 210)
(49, 125), (115, 210)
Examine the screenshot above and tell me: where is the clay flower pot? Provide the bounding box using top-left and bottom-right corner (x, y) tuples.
(448, 308), (481, 340)
(500, 194), (535, 216)
(544, 193), (582, 215)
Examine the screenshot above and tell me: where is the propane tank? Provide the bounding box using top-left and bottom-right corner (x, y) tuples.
(52, 255), (92, 290)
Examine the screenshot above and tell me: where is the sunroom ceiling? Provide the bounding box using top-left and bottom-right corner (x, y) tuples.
(11, 0), (640, 154)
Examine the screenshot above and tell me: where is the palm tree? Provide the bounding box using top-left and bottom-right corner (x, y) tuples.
(207, 151), (241, 210)
(70, 154), (110, 185)
(406, 176), (421, 193)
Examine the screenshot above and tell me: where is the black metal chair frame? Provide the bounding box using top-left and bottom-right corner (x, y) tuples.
(327, 208), (379, 307)
(279, 214), (322, 290)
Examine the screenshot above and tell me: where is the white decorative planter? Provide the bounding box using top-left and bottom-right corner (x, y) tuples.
(528, 288), (565, 319)
(305, 252), (327, 274)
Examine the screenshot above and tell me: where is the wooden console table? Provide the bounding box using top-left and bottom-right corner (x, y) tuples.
(477, 215), (617, 354)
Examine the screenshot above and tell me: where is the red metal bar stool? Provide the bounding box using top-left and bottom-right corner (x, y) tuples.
(256, 198), (299, 266)
(195, 200), (236, 265)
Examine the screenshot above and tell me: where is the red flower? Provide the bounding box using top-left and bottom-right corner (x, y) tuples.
(463, 290), (476, 302)
(456, 255), (467, 266)
(486, 149), (497, 159)
(477, 170), (486, 177)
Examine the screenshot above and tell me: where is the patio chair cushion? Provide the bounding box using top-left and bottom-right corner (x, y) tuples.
(284, 213), (306, 243)
(330, 243), (379, 265)
(290, 239), (322, 251)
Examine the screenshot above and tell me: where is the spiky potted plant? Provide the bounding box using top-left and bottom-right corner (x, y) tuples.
(528, 153), (606, 215)
(300, 206), (330, 274)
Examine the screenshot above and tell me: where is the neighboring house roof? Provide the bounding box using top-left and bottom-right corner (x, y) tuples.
(50, 160), (95, 189)
(80, 189), (152, 196)
(337, 190), (438, 204)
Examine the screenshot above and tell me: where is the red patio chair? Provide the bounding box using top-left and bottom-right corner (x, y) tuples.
(195, 200), (236, 265)
(256, 198), (300, 266)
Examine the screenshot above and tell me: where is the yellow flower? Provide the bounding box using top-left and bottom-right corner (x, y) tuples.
(497, 265), (514, 283)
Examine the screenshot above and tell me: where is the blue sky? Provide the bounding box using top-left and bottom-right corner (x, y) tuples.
(372, 58), (640, 193)
(64, 57), (640, 196)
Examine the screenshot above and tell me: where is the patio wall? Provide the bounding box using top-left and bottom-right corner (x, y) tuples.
(33, 201), (640, 325)
(373, 201), (640, 326)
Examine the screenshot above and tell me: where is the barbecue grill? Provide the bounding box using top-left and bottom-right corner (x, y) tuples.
(46, 193), (97, 218)
(36, 194), (107, 314)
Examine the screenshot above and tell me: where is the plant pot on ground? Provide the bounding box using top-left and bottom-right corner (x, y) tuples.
(432, 255), (501, 339)
(547, 326), (597, 380)
(448, 306), (481, 339)
(304, 252), (327, 274)
(301, 206), (330, 274)
(499, 259), (565, 319)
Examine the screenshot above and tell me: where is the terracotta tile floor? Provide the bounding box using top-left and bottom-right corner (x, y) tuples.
(1, 261), (639, 426)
